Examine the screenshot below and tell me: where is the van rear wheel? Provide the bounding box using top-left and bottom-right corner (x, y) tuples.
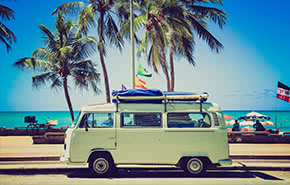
(183, 158), (206, 176)
(89, 155), (115, 177)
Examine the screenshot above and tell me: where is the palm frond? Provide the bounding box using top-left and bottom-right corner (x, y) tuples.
(32, 48), (51, 60)
(186, 13), (223, 53)
(181, 0), (223, 6)
(0, 4), (14, 21)
(50, 74), (62, 90)
(120, 14), (146, 40)
(71, 60), (101, 94)
(77, 4), (96, 36)
(187, 5), (227, 28)
(0, 33), (11, 51)
(177, 35), (196, 66)
(0, 22), (16, 51)
(52, 2), (84, 16)
(137, 31), (150, 57)
(72, 36), (99, 60)
(32, 72), (54, 89)
(104, 14), (124, 51)
(13, 57), (53, 71)
(39, 24), (58, 51)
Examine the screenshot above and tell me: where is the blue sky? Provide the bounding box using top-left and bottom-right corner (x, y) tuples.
(1, 0), (290, 111)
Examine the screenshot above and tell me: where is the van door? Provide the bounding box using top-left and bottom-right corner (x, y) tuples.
(163, 112), (216, 164)
(70, 112), (116, 162)
(116, 112), (164, 164)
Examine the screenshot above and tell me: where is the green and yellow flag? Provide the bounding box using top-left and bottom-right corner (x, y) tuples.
(137, 64), (152, 77)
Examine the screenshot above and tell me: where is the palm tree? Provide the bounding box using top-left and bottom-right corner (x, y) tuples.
(0, 0), (16, 52)
(120, 0), (190, 91)
(53, 0), (124, 103)
(13, 11), (101, 123)
(167, 0), (226, 91)
(120, 0), (226, 91)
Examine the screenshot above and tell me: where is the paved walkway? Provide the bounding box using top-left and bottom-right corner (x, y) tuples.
(1, 136), (290, 158)
(1, 136), (290, 159)
(1, 136), (290, 170)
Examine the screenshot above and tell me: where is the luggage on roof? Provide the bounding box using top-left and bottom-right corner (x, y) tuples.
(111, 89), (208, 103)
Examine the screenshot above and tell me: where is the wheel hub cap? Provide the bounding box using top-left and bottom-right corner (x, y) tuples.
(94, 158), (109, 173)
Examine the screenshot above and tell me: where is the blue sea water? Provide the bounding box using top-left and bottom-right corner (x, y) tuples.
(0, 111), (79, 129)
(0, 110), (290, 132)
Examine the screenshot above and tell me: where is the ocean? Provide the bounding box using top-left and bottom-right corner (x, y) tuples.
(0, 110), (290, 132)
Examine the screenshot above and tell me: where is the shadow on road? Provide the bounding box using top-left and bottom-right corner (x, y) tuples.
(0, 168), (284, 181)
(67, 169), (284, 181)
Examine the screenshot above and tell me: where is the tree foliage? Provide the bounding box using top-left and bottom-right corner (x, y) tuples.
(13, 12), (101, 122)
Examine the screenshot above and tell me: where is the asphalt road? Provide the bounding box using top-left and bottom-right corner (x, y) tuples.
(0, 168), (290, 185)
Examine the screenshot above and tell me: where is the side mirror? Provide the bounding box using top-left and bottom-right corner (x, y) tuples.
(85, 126), (88, 132)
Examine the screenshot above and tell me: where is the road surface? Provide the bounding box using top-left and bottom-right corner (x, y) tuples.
(0, 168), (290, 185)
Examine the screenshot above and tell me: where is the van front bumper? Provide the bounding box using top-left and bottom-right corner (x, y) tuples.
(218, 158), (232, 166)
(60, 155), (70, 164)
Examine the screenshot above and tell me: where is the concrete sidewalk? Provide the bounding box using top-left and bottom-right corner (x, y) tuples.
(1, 136), (290, 170)
(1, 136), (290, 158)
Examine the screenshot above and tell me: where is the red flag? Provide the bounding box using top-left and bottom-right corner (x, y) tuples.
(277, 82), (290, 103)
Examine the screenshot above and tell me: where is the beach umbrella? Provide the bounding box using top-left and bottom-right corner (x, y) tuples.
(227, 128), (232, 132)
(241, 126), (254, 132)
(226, 120), (236, 126)
(224, 114), (234, 120)
(239, 121), (255, 126)
(262, 121), (275, 126)
(238, 111), (270, 121)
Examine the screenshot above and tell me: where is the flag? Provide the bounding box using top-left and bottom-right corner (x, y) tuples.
(277, 81), (290, 103)
(121, 84), (127, 90)
(137, 64), (152, 77)
(135, 75), (147, 89)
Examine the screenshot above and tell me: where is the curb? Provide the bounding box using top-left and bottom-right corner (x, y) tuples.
(0, 156), (60, 161)
(230, 155), (290, 160)
(1, 155), (290, 162)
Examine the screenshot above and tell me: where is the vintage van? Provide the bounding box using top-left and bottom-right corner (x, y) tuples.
(61, 89), (232, 177)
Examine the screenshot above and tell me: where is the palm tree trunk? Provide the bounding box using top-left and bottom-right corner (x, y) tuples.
(160, 44), (171, 91)
(169, 47), (175, 91)
(63, 77), (74, 123)
(99, 11), (111, 103)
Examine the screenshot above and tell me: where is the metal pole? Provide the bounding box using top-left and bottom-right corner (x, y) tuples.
(130, 0), (135, 89)
(275, 97), (277, 129)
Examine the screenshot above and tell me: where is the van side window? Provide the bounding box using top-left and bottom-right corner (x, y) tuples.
(121, 113), (162, 128)
(79, 113), (114, 128)
(212, 113), (220, 126)
(167, 113), (211, 128)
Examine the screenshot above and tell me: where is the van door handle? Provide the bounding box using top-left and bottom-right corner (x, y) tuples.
(108, 137), (115, 139)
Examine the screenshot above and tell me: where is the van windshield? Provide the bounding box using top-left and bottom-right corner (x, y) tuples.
(71, 112), (81, 128)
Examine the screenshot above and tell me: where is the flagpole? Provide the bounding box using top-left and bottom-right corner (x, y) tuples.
(275, 92), (278, 129)
(130, 0), (135, 89)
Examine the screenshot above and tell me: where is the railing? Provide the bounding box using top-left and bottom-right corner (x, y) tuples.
(227, 131), (290, 143)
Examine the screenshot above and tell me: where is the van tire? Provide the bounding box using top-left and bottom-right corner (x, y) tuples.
(89, 154), (115, 177)
(182, 158), (206, 176)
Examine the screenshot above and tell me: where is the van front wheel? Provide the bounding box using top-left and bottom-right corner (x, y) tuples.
(183, 158), (206, 176)
(89, 155), (115, 177)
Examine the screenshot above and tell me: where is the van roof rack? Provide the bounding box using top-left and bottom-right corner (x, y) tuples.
(112, 89), (209, 104)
